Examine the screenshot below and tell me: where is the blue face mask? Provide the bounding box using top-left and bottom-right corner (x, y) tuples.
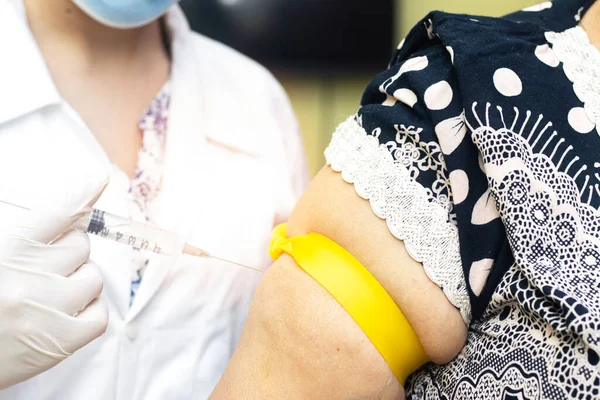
(72, 0), (180, 29)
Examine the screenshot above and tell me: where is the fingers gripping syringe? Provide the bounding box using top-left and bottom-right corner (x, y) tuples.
(73, 209), (261, 271)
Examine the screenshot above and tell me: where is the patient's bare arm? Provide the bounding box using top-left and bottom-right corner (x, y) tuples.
(210, 166), (467, 399)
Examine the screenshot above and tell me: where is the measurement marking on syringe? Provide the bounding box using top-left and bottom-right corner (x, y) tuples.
(90, 227), (163, 253)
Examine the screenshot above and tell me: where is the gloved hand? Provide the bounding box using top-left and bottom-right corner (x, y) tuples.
(0, 178), (109, 389)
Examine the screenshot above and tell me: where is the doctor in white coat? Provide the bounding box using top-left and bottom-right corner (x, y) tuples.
(0, 0), (308, 398)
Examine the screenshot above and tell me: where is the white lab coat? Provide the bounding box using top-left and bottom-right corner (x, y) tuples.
(0, 1), (309, 398)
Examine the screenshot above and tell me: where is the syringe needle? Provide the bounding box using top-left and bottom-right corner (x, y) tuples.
(207, 255), (263, 272)
(183, 243), (262, 272)
(0, 199), (30, 210)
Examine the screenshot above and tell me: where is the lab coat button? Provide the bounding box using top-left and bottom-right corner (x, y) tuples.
(125, 325), (137, 341)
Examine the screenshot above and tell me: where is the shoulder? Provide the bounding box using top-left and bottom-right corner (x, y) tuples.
(182, 31), (306, 187)
(394, 10), (550, 71)
(393, 1), (587, 70)
(182, 30), (299, 144)
(184, 31), (295, 136)
(368, 1), (588, 133)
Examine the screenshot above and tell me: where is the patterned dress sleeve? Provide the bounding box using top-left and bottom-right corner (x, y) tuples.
(326, 40), (478, 324)
(383, 4), (600, 397)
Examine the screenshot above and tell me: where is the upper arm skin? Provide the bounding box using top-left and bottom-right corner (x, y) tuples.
(210, 167), (467, 399)
(289, 167), (467, 362)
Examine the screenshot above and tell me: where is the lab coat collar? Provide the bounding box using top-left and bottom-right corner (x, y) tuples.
(0, 0), (61, 125)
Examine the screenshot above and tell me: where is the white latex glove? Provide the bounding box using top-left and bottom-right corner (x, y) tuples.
(0, 178), (109, 389)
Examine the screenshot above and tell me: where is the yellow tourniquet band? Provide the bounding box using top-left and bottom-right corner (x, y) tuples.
(269, 224), (429, 385)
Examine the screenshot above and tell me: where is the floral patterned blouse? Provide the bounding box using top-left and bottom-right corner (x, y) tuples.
(128, 80), (171, 305)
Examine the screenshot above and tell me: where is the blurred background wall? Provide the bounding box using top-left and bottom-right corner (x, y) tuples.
(182, 0), (537, 176)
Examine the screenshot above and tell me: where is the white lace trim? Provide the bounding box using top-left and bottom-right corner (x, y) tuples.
(546, 26), (600, 135)
(325, 117), (471, 324)
(383, 123), (456, 223)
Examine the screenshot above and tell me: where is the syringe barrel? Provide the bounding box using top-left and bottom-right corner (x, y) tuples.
(73, 209), (184, 256)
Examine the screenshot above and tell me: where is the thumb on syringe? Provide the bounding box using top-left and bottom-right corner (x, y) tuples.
(15, 174), (109, 245)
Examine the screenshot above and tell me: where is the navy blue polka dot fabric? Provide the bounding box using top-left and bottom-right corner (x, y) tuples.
(325, 0), (600, 397)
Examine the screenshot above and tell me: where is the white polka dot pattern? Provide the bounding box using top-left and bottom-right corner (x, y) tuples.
(568, 107), (595, 134)
(493, 68), (523, 97)
(469, 258), (494, 296)
(435, 112), (467, 155)
(393, 88), (418, 108)
(535, 44), (560, 67)
(449, 169), (469, 204)
(425, 81), (453, 110)
(522, 1), (552, 12)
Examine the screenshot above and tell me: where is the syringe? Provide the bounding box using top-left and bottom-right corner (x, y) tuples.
(75, 209), (261, 271)
(0, 199), (261, 272)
